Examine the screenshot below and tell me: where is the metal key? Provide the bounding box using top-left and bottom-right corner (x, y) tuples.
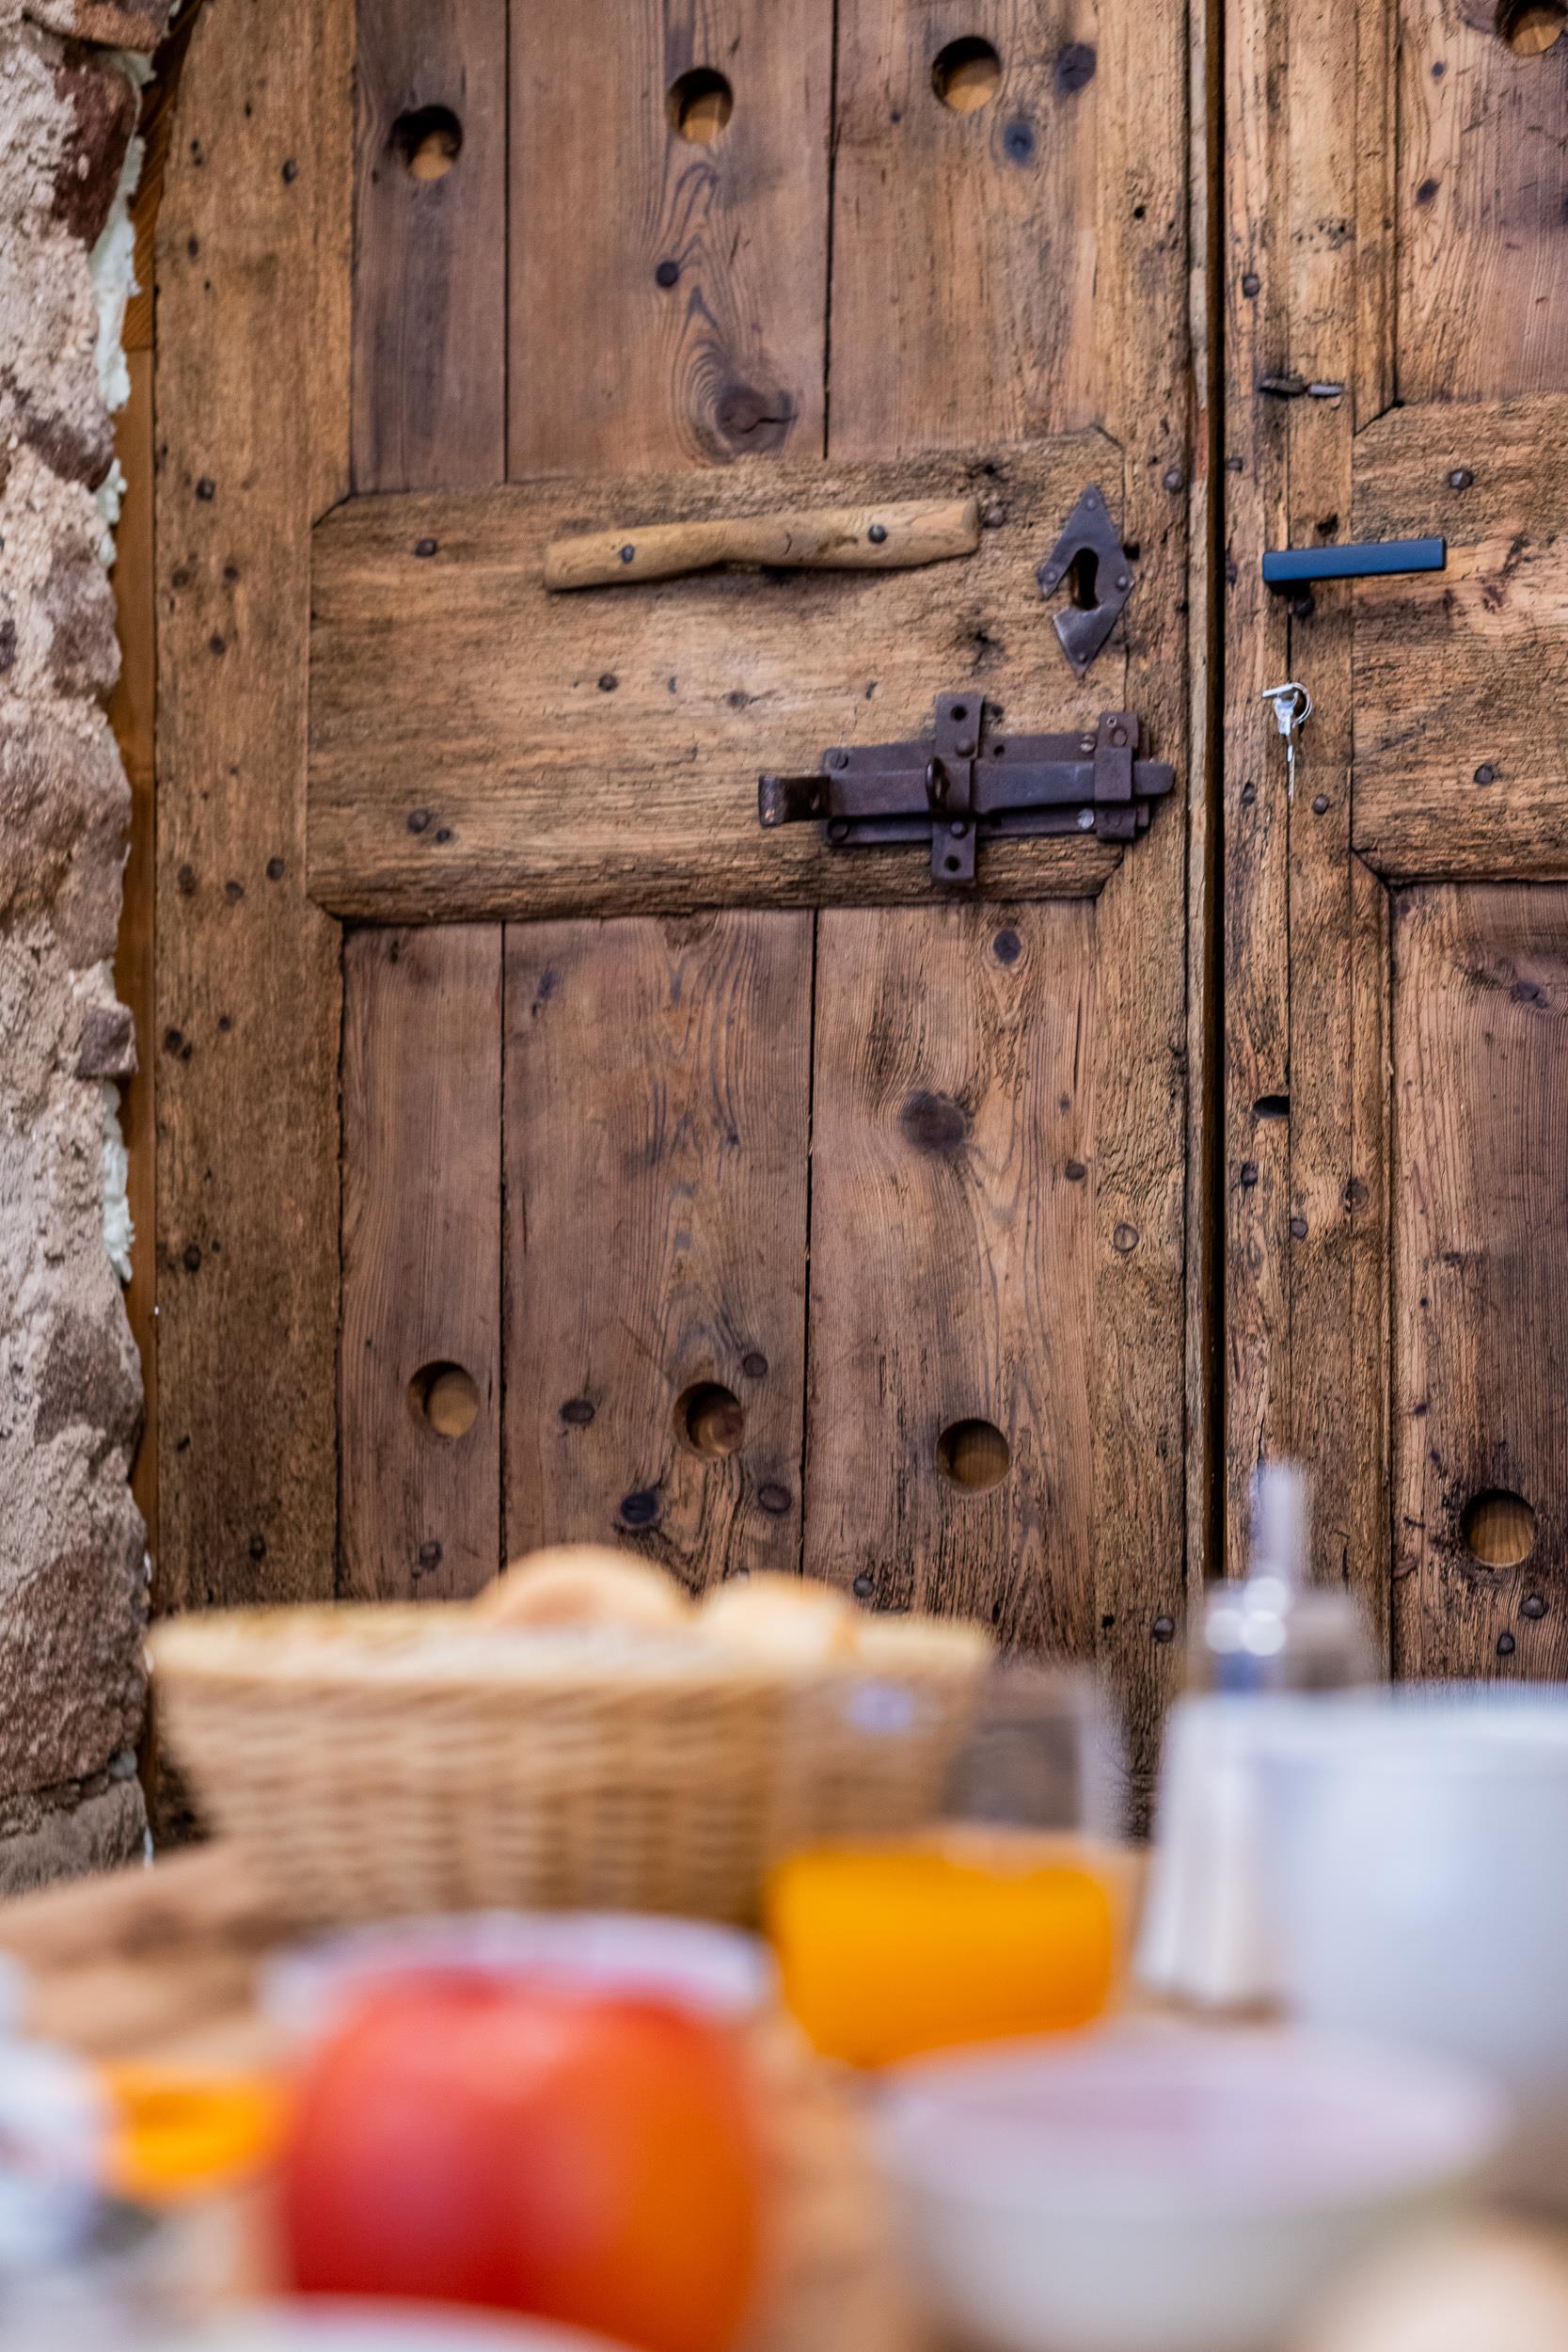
(1259, 680), (1312, 802)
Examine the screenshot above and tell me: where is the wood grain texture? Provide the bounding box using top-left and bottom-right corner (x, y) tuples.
(1224, 0), (1568, 1682)
(543, 497), (981, 590)
(1277, 0), (1393, 1651)
(1392, 885), (1568, 1678)
(503, 914), (811, 1589)
(1221, 0), (1398, 1655)
(341, 929), (502, 1599)
(804, 903), (1098, 1650)
(509, 0), (832, 477)
(1349, 849), (1394, 1656)
(1071, 0), (1194, 1784)
(341, 0), (511, 1604)
(155, 0), (350, 1612)
(832, 0), (1104, 448)
(308, 443), (1124, 921)
(1353, 395), (1568, 882)
(1222, 0), (1295, 1573)
(1183, 0), (1220, 1625)
(500, 0), (830, 1607)
(1398, 0), (1568, 403)
(826, 0), (1191, 1788)
(353, 0), (508, 491)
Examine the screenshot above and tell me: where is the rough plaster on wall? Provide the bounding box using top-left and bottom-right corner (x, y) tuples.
(89, 116), (140, 1279)
(0, 0), (175, 1889)
(101, 1081), (132, 1279)
(89, 102), (143, 415)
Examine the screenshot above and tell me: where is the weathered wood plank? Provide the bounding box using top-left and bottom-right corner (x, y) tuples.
(1182, 0), (1220, 1636)
(831, 0), (1104, 449)
(499, 0), (827, 1598)
(1224, 0), (1568, 1686)
(1074, 0), (1194, 1781)
(503, 914), (811, 1589)
(1277, 0), (1393, 1651)
(827, 0), (1191, 1796)
(307, 443), (1123, 922)
(1221, 0), (1398, 1651)
(341, 929), (502, 1599)
(341, 0), (511, 1602)
(1348, 848), (1393, 1665)
(509, 0), (832, 477)
(1392, 885), (1568, 1680)
(155, 0), (351, 1613)
(1353, 395), (1568, 882)
(1398, 0), (1568, 404)
(804, 901), (1098, 1648)
(353, 0), (507, 490)
(1222, 0), (1294, 1574)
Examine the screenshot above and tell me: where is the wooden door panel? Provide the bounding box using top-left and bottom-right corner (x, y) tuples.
(832, 0), (1103, 447)
(510, 0), (832, 477)
(503, 913), (811, 1586)
(338, 0), (509, 1604)
(1398, 0), (1568, 403)
(1226, 0), (1568, 1678)
(806, 900), (1097, 1647)
(1353, 396), (1568, 882)
(353, 0), (508, 490)
(1393, 885), (1568, 1677)
(307, 440), (1126, 921)
(329, 0), (1192, 1784)
(341, 927), (503, 1598)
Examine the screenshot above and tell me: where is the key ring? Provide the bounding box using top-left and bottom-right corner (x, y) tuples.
(1259, 681), (1312, 732)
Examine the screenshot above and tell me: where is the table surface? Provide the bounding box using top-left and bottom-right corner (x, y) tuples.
(0, 1850), (920, 2352)
(10, 1848), (1568, 2352)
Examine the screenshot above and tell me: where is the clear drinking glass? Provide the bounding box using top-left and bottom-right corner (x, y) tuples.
(766, 1651), (1132, 2064)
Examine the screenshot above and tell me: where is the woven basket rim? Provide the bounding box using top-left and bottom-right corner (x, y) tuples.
(148, 1603), (988, 1702)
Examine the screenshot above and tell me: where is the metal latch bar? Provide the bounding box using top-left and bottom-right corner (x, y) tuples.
(758, 696), (1174, 888)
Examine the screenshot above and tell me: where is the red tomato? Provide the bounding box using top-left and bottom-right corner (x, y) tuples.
(280, 1973), (764, 2352)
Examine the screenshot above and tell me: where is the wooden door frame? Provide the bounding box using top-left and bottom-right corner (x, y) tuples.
(150, 0), (1219, 1784)
(152, 0), (350, 1629)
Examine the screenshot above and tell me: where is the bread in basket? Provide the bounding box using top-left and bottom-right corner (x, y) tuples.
(150, 1552), (990, 1926)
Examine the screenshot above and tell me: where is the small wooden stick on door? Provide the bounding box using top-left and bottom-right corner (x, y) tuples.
(543, 496), (981, 590)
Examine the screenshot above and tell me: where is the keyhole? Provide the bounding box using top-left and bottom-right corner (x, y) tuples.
(1069, 548), (1101, 610)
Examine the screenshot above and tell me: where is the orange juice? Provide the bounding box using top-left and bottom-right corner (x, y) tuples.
(101, 2061), (287, 2204)
(765, 1834), (1119, 2067)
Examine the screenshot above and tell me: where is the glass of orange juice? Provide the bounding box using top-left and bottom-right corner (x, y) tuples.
(765, 1662), (1131, 2067)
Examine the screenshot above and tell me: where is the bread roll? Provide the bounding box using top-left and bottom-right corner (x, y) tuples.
(701, 1574), (860, 1663)
(474, 1547), (692, 1630)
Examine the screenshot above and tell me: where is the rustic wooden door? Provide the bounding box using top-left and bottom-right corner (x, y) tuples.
(1225, 0), (1568, 1673)
(315, 0), (1196, 1788)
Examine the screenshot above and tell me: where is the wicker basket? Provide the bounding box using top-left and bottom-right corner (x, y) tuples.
(150, 1606), (988, 1927)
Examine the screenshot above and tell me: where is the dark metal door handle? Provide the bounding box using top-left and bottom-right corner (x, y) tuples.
(1261, 537), (1447, 587)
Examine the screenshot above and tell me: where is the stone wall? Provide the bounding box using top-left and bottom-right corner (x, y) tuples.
(0, 0), (173, 1893)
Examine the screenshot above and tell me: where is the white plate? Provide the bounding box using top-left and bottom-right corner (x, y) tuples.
(263, 1912), (775, 2044)
(185, 2303), (634, 2350)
